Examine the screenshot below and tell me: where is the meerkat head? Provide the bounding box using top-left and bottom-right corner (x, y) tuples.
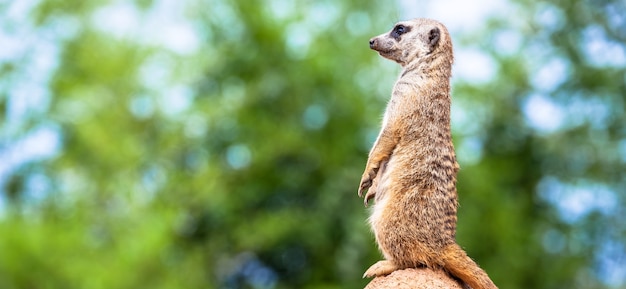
(369, 18), (452, 67)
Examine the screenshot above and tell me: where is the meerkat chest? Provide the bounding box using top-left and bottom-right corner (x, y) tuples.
(381, 94), (404, 127)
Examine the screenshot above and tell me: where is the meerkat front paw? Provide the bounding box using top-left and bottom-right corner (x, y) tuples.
(359, 160), (388, 205)
(363, 187), (376, 206)
(363, 260), (399, 278)
(358, 169), (376, 198)
(358, 174), (372, 197)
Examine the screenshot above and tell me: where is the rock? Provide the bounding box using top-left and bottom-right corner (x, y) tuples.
(364, 268), (465, 289)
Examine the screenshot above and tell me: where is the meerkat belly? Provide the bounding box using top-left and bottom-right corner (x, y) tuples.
(368, 154), (416, 230)
(368, 155), (395, 230)
(369, 151), (451, 249)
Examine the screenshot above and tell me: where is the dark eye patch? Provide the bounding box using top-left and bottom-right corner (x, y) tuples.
(395, 25), (406, 34)
(391, 24), (410, 40)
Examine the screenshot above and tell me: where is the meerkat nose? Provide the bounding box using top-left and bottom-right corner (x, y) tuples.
(369, 39), (376, 48)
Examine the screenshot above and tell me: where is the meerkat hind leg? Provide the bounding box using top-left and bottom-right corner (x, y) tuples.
(363, 260), (399, 278)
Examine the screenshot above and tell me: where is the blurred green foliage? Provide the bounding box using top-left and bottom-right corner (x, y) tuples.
(0, 0), (625, 289)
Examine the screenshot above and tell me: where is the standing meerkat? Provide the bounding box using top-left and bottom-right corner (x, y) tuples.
(358, 18), (498, 289)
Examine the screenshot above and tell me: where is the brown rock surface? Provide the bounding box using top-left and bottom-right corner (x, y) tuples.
(364, 268), (465, 289)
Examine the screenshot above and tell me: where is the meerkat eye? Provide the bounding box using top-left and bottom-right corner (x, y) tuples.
(395, 25), (406, 35)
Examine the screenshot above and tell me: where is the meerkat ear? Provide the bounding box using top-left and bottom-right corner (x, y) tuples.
(427, 27), (440, 50)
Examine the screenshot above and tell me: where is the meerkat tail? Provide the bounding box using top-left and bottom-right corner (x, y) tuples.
(441, 244), (498, 289)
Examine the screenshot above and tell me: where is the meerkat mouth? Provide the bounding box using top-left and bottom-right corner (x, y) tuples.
(377, 50), (397, 61)
(373, 48), (394, 56)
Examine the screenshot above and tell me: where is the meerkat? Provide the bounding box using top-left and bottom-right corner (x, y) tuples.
(357, 18), (498, 289)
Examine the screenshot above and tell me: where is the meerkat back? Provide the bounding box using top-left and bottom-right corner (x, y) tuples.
(358, 18), (498, 289)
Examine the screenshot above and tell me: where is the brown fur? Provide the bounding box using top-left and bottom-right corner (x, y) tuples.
(358, 18), (497, 289)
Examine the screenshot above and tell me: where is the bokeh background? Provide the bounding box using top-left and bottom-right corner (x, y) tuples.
(1, 0), (625, 288)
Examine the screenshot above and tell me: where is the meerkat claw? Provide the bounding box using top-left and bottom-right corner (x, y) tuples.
(358, 176), (371, 197)
(364, 190), (375, 206)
